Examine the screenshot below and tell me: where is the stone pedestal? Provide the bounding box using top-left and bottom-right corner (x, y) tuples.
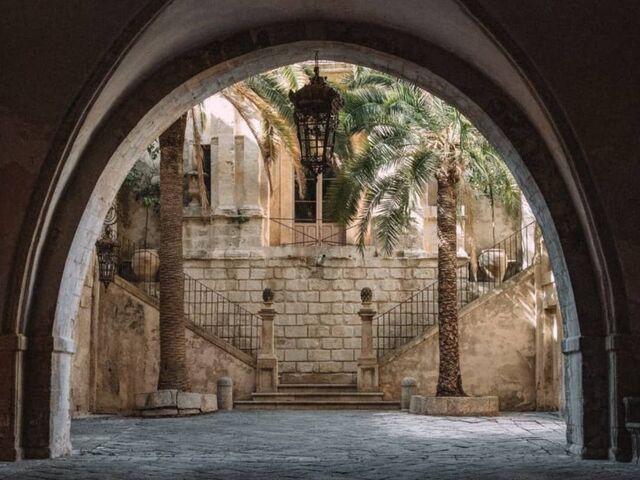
(135, 390), (218, 417)
(256, 289), (279, 393)
(357, 288), (379, 392)
(409, 396), (499, 416)
(0, 334), (26, 461)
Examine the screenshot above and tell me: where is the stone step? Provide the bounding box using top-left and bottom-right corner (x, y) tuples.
(234, 400), (400, 411)
(277, 383), (357, 394)
(252, 392), (384, 402)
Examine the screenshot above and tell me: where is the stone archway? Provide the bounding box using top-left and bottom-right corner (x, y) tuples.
(1, 14), (628, 462)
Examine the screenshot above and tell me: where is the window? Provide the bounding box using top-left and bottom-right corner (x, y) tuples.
(291, 165), (346, 246)
(201, 144), (212, 203)
(294, 170), (317, 223)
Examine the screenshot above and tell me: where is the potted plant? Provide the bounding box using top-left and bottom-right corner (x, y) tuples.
(123, 142), (161, 282)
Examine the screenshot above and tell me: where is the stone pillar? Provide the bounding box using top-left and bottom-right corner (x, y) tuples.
(562, 334), (609, 459)
(237, 135), (262, 216)
(256, 288), (278, 393)
(424, 205), (439, 257)
(210, 99), (237, 216)
(0, 334), (26, 461)
(22, 334), (75, 459)
(606, 334), (640, 461)
(357, 288), (379, 392)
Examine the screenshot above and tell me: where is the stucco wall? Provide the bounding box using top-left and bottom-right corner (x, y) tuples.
(380, 269), (539, 411)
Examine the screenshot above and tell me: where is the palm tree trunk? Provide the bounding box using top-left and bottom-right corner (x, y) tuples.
(158, 113), (190, 391)
(436, 162), (466, 397)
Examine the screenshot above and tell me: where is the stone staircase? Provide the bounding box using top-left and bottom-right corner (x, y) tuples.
(235, 384), (400, 410)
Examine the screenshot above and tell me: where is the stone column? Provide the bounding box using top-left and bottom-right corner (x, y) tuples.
(0, 334), (26, 460)
(210, 99), (237, 216)
(22, 334), (75, 459)
(237, 135), (262, 216)
(357, 288), (379, 392)
(256, 288), (278, 393)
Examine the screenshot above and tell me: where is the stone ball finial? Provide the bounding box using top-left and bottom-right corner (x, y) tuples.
(360, 287), (372, 304)
(401, 377), (417, 387)
(262, 287), (274, 303)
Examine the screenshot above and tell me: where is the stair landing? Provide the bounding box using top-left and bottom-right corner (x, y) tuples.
(235, 384), (400, 410)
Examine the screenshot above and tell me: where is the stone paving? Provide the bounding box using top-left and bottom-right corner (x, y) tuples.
(1, 411), (638, 479)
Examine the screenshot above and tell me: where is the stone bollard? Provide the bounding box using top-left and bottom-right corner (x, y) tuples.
(401, 377), (417, 410)
(217, 377), (233, 410)
(409, 395), (425, 415)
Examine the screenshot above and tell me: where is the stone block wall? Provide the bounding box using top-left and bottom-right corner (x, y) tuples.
(378, 269), (559, 411)
(184, 247), (440, 383)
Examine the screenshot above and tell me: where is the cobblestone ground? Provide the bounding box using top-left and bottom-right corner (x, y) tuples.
(1, 411), (638, 479)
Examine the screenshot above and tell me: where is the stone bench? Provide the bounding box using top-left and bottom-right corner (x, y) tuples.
(624, 397), (640, 463)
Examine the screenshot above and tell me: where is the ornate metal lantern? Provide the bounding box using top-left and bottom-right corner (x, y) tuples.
(289, 53), (344, 177)
(95, 205), (120, 289)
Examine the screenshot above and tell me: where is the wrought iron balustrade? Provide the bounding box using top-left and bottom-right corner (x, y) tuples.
(183, 274), (261, 358)
(269, 217), (353, 247)
(113, 234), (261, 358)
(374, 222), (537, 359)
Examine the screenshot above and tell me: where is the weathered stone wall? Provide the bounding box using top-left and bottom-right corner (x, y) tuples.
(71, 276), (255, 414)
(379, 269), (544, 411)
(184, 248), (440, 383)
(186, 329), (255, 402)
(93, 279), (160, 413)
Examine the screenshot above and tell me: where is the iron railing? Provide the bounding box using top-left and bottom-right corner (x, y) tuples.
(269, 217), (353, 247)
(183, 274), (261, 358)
(374, 222), (537, 359)
(459, 222), (536, 305)
(114, 234), (261, 358)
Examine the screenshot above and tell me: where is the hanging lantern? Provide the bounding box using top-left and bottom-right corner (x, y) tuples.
(289, 52), (344, 178)
(95, 205), (120, 289)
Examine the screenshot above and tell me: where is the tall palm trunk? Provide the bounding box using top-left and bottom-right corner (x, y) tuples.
(436, 160), (466, 397)
(158, 114), (190, 391)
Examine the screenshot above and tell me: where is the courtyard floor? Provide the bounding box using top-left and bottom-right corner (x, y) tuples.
(1, 411), (638, 479)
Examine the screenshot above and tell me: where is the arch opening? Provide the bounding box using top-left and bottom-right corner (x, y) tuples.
(10, 22), (615, 462)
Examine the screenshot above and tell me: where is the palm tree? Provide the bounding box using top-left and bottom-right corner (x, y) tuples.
(226, 64), (520, 398)
(157, 113), (190, 391)
(325, 69), (519, 396)
(220, 65), (307, 193)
